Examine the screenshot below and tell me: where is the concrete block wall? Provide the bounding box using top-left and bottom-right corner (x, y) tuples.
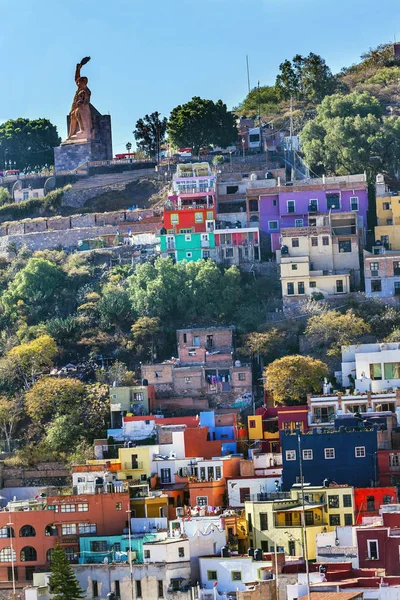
(24, 219), (48, 234)
(70, 214), (97, 228)
(47, 216), (71, 230)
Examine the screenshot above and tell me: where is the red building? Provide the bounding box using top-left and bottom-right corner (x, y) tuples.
(163, 202), (216, 233)
(248, 405), (309, 453)
(357, 512), (400, 574)
(0, 490), (129, 584)
(354, 487), (397, 524)
(377, 449), (400, 486)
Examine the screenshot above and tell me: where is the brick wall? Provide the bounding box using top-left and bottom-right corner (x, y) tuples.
(239, 459), (255, 477)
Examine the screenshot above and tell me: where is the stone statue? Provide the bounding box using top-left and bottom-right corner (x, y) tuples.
(68, 56), (93, 141)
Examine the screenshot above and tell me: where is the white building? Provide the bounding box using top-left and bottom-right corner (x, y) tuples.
(199, 555), (273, 596)
(342, 342), (400, 394)
(316, 526), (359, 568)
(227, 476), (282, 507)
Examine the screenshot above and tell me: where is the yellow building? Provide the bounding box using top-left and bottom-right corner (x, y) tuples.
(375, 193), (400, 250)
(116, 445), (158, 480)
(245, 484), (354, 560)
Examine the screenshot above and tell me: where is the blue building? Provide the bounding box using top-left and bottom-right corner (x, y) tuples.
(199, 412), (237, 454)
(79, 533), (157, 565)
(281, 427), (379, 490)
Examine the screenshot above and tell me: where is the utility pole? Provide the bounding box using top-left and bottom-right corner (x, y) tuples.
(297, 434), (311, 600)
(7, 521), (16, 600)
(126, 508), (134, 600)
(246, 55), (251, 94)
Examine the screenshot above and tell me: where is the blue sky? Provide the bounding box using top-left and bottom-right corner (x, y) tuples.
(1, 0), (400, 154)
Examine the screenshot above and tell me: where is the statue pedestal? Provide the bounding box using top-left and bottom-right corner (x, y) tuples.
(54, 105), (112, 172)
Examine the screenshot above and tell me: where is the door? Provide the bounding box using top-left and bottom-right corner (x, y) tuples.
(288, 540), (296, 556)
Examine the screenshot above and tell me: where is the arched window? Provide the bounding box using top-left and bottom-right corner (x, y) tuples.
(19, 525), (36, 537)
(0, 547), (16, 562)
(45, 524), (58, 537)
(46, 548), (54, 563)
(0, 526), (14, 538)
(250, 215), (259, 222)
(20, 546), (37, 562)
(249, 199), (259, 212)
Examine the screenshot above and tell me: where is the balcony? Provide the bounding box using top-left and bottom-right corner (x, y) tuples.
(59, 535), (79, 545)
(129, 462), (144, 470)
(246, 492), (291, 502)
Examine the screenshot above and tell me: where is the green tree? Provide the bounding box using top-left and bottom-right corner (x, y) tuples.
(133, 111), (168, 157)
(2, 257), (66, 322)
(0, 118), (61, 170)
(242, 329), (285, 368)
(276, 53), (336, 103)
(300, 91), (400, 176)
(0, 187), (11, 205)
(6, 335), (57, 389)
(97, 285), (134, 329)
(49, 544), (85, 600)
(0, 395), (23, 452)
(131, 316), (162, 361)
(168, 97), (238, 155)
(264, 355), (329, 404)
(237, 85), (280, 116)
(25, 377), (85, 425)
(304, 310), (370, 357)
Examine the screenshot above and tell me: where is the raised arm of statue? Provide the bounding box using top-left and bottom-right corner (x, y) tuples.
(75, 63), (82, 85)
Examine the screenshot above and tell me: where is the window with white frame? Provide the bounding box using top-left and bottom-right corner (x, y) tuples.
(355, 446), (366, 458)
(285, 450), (296, 461)
(350, 196), (359, 211)
(60, 504), (76, 512)
(324, 448), (335, 459)
(196, 496), (208, 506)
(185, 234), (191, 242)
(61, 524), (77, 535)
(78, 523), (97, 534)
(302, 449), (313, 460)
(268, 221), (279, 231)
(295, 219), (303, 227)
(287, 200), (296, 213)
(367, 539), (379, 560)
(77, 503), (88, 512)
(186, 252), (192, 258)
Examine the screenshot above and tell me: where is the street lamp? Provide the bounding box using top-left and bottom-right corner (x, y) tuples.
(7, 521), (16, 600)
(242, 138), (245, 159)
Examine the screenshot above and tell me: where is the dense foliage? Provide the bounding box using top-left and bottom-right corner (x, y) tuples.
(133, 111), (168, 157)
(0, 118), (61, 170)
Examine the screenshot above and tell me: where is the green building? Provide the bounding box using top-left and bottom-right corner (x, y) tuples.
(110, 386), (155, 428)
(159, 232), (216, 262)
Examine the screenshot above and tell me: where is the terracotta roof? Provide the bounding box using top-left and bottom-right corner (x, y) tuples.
(299, 594), (362, 600)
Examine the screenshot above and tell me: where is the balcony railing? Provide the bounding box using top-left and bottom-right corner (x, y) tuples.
(245, 492), (291, 502)
(60, 535), (79, 544)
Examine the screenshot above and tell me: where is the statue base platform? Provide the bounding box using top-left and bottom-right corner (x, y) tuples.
(54, 138), (107, 172)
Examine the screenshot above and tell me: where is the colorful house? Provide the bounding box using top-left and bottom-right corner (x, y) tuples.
(354, 486), (397, 524)
(248, 405), (309, 452)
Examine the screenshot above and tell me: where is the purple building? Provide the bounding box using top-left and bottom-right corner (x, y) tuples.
(246, 174), (368, 252)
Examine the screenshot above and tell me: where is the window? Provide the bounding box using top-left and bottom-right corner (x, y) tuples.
(292, 238), (299, 247)
(215, 466), (222, 479)
(387, 219), (393, 225)
(370, 262), (379, 277)
(371, 280), (382, 292)
(336, 280), (344, 293)
(384, 362), (400, 379)
(195, 212), (204, 223)
(19, 525), (36, 537)
(196, 496), (208, 506)
(295, 219), (303, 227)
(305, 512), (314, 525)
(286, 450), (296, 461)
(328, 495), (339, 508)
(179, 228), (192, 234)
(208, 571), (218, 581)
(170, 214), (179, 225)
(77, 503), (88, 512)
(61, 524), (76, 535)
(79, 523), (97, 534)
(7, 567), (17, 582)
(248, 513), (253, 532)
(144, 549), (150, 559)
(202, 251), (210, 259)
(303, 449), (313, 460)
(185, 234), (191, 242)
(238, 373), (246, 381)
(367, 540), (379, 560)
(350, 196), (359, 211)
(90, 540), (107, 552)
(268, 220), (278, 231)
(390, 454), (400, 466)
(338, 239), (351, 253)
(298, 282), (305, 295)
(383, 202), (391, 210)
(260, 513), (268, 530)
(322, 236), (329, 246)
(232, 571), (242, 581)
(20, 546), (37, 562)
(249, 199), (259, 212)
(249, 134), (260, 143)
(310, 281), (316, 288)
(383, 495), (392, 504)
(292, 264), (298, 270)
(225, 248), (234, 258)
(115, 580), (120, 598)
(178, 547), (185, 557)
(344, 514), (353, 526)
(207, 211), (214, 220)
(287, 282), (295, 296)
(136, 580), (142, 598)
(314, 406), (335, 422)
(343, 495), (352, 508)
(186, 252), (192, 258)
(249, 419), (256, 429)
(370, 363), (382, 380)
(240, 487), (250, 503)
(60, 504), (76, 513)
(394, 262), (400, 276)
(395, 282), (400, 297)
(287, 200), (296, 213)
(329, 514), (341, 526)
(0, 527), (13, 538)
(311, 237), (318, 246)
(0, 548), (16, 562)
(326, 192), (340, 209)
(93, 581), (99, 598)
(116, 502), (122, 511)
(185, 377), (191, 384)
(160, 468), (171, 484)
(324, 448), (335, 459)
(227, 185), (239, 195)
(309, 199), (318, 211)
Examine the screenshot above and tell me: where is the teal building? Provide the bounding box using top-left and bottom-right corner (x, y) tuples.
(159, 231), (216, 262)
(79, 533), (157, 564)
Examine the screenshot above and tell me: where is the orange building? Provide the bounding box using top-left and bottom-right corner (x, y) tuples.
(0, 490), (129, 584)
